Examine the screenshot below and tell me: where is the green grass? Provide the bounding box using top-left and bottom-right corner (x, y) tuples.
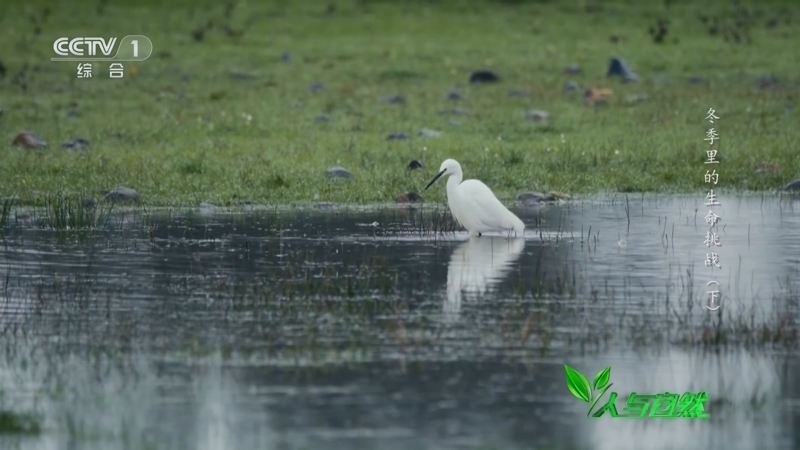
(0, 0), (798, 206)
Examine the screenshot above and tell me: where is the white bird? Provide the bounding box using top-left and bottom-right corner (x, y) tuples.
(424, 158), (525, 237)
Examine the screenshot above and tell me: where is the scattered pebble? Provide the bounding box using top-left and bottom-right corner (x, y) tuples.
(229, 71), (255, 81)
(281, 51), (292, 63)
(585, 87), (613, 106)
(445, 89), (465, 100)
(756, 163), (782, 174)
(564, 64), (582, 74)
(104, 186), (140, 203)
(308, 81), (325, 92)
(315, 114), (331, 122)
(469, 70), (500, 84)
(418, 128), (442, 138)
(82, 196), (97, 208)
(607, 57), (638, 82)
(525, 109), (549, 121)
(386, 132), (410, 141)
(407, 159), (425, 170)
(439, 107), (471, 116)
(782, 179), (800, 191)
(688, 75), (707, 84)
(517, 192), (556, 204)
(381, 94), (406, 105)
(755, 75), (780, 90)
(396, 192), (424, 203)
(325, 166), (354, 179)
(449, 119), (461, 126)
(563, 81), (581, 92)
(625, 93), (649, 104)
(12, 132), (47, 148)
(508, 88), (530, 98)
(61, 138), (90, 150)
(66, 110), (80, 118)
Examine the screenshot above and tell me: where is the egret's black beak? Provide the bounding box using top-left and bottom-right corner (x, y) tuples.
(424, 169), (446, 191)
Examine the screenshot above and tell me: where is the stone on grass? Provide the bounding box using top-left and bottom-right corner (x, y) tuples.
(418, 128), (442, 138)
(325, 166), (353, 179)
(104, 186), (140, 203)
(281, 51), (292, 63)
(565, 64), (582, 74)
(407, 159), (425, 170)
(625, 93), (649, 104)
(563, 81), (581, 92)
(396, 192), (424, 203)
(381, 94), (406, 105)
(756, 163), (781, 174)
(585, 87), (613, 106)
(783, 179), (800, 191)
(308, 81), (325, 92)
(755, 76), (780, 90)
(469, 70), (500, 84)
(525, 109), (549, 121)
(62, 138), (90, 150)
(315, 114), (331, 122)
(386, 132), (410, 141)
(688, 75), (707, 84)
(439, 107), (471, 116)
(445, 90), (465, 100)
(508, 88), (530, 98)
(607, 57), (638, 82)
(12, 132), (47, 148)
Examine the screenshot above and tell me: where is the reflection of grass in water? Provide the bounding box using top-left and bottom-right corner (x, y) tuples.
(0, 196), (13, 234)
(0, 410), (41, 435)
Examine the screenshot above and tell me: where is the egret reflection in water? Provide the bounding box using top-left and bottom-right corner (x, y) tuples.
(445, 237), (526, 315)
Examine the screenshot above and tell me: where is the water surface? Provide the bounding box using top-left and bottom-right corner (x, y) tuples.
(1, 194), (798, 450)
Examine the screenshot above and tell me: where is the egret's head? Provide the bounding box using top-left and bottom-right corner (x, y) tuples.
(424, 159), (461, 191)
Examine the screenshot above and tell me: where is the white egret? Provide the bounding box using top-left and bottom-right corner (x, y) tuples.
(424, 159), (525, 237)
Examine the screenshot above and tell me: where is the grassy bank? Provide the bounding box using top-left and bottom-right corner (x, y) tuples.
(0, 0), (798, 206)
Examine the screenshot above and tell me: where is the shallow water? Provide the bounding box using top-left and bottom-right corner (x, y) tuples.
(0, 194), (798, 450)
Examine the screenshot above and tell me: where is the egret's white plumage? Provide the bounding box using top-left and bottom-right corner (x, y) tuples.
(424, 159), (525, 237)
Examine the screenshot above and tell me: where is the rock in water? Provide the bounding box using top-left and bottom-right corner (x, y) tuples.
(82, 196), (97, 208)
(396, 192), (424, 203)
(783, 179), (800, 191)
(607, 57), (638, 82)
(325, 166), (354, 179)
(469, 70), (500, 84)
(517, 192), (556, 204)
(104, 186), (140, 203)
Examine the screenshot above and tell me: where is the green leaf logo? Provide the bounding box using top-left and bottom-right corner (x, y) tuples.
(593, 366), (610, 390)
(564, 364), (592, 403)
